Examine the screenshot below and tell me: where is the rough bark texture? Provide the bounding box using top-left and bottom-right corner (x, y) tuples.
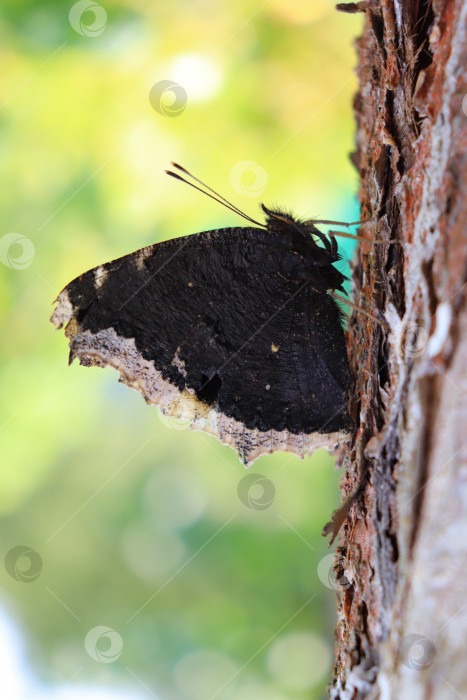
(329, 1), (467, 698)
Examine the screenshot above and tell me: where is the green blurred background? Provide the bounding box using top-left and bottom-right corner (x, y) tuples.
(0, 1), (362, 698)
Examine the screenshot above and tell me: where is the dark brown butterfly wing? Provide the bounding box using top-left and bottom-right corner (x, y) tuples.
(51, 226), (351, 464)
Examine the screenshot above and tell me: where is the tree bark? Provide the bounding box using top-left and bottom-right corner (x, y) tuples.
(329, 1), (467, 698)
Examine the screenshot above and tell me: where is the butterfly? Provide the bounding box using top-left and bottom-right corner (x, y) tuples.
(51, 163), (364, 465)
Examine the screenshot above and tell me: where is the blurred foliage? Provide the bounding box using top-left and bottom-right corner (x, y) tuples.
(0, 1), (362, 698)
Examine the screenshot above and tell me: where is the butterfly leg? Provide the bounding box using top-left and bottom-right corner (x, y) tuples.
(311, 218), (371, 227)
(326, 229), (397, 244)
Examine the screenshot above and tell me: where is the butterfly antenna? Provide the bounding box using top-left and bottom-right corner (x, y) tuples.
(170, 162), (264, 225)
(166, 170), (261, 225)
(167, 162), (265, 228)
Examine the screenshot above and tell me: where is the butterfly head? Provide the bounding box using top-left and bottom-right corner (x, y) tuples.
(165, 165), (347, 294)
(261, 204), (347, 293)
(261, 204), (335, 249)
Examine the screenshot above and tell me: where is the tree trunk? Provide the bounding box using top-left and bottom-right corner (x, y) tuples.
(329, 1), (467, 698)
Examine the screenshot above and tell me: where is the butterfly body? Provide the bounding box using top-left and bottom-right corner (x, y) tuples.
(51, 205), (352, 465)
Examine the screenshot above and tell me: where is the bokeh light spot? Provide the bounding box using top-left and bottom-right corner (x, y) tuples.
(267, 631), (331, 691)
(170, 53), (222, 102)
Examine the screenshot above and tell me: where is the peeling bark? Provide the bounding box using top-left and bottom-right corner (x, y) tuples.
(329, 1), (467, 698)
